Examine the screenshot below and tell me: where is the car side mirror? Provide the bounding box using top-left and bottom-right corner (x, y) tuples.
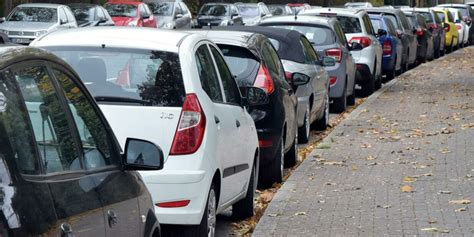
(98, 17), (107, 24)
(0, 17), (5, 23)
(291, 72), (311, 86)
(60, 19), (67, 25)
(349, 42), (363, 51)
(231, 13), (239, 19)
(242, 86), (270, 106)
(261, 12), (266, 17)
(123, 138), (164, 170)
(455, 19), (461, 23)
(142, 14), (150, 19)
(377, 29), (387, 37)
(321, 56), (336, 67)
(175, 14), (183, 19)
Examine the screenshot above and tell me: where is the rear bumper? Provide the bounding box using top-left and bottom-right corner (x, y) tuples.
(381, 54), (395, 72)
(326, 63), (346, 99)
(257, 129), (281, 166)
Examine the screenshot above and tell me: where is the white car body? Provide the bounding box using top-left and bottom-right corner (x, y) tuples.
(32, 27), (259, 227)
(303, 8), (383, 80)
(447, 8), (470, 45)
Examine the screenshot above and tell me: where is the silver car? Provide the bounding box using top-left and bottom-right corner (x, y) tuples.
(235, 2), (272, 26)
(260, 15), (358, 113)
(0, 3), (77, 45)
(145, 0), (192, 29)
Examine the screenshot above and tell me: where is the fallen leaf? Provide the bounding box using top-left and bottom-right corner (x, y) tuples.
(316, 143), (331, 149)
(449, 199), (471, 205)
(376, 204), (392, 209)
(294, 212), (306, 216)
(366, 155), (376, 160)
(401, 185), (413, 193)
(267, 213), (281, 217)
(440, 148), (451, 154)
(360, 143), (372, 148)
(403, 177), (415, 183)
(260, 192), (275, 203)
(421, 227), (449, 233)
(441, 127), (455, 134)
(455, 207), (467, 212)
(438, 191), (452, 194)
(428, 220), (437, 224)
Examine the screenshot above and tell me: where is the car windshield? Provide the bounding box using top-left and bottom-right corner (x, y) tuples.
(44, 47), (185, 107)
(71, 6), (95, 24)
(148, 2), (173, 16)
(237, 5), (259, 17)
(335, 16), (362, 33)
(7, 7), (57, 23)
(105, 4), (137, 17)
(199, 4), (228, 16)
(268, 24), (334, 46)
(418, 12), (434, 23)
(269, 5), (286, 15)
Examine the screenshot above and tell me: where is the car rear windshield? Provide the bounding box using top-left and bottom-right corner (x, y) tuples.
(418, 12), (434, 23)
(199, 4), (228, 16)
(435, 12), (445, 22)
(7, 7), (57, 23)
(237, 5), (259, 18)
(332, 16), (362, 33)
(267, 24), (335, 46)
(407, 15), (418, 27)
(268, 5), (286, 15)
(453, 7), (469, 17)
(70, 6), (95, 24)
(218, 44), (260, 86)
(105, 4), (137, 17)
(148, 2), (173, 16)
(45, 47), (185, 107)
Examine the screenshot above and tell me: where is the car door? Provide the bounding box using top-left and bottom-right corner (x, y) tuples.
(178, 2), (191, 28)
(11, 62), (106, 236)
(174, 3), (185, 29)
(400, 14), (417, 63)
(50, 66), (143, 237)
(209, 45), (253, 202)
(335, 22), (356, 90)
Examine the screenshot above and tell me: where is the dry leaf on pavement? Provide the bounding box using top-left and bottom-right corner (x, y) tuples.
(294, 212), (306, 216)
(449, 199), (471, 205)
(455, 207), (467, 212)
(401, 185), (413, 193)
(439, 191), (452, 194)
(421, 227), (449, 233)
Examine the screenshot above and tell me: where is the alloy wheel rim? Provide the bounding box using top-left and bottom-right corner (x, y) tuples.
(305, 106), (310, 138)
(294, 127), (299, 162)
(280, 138), (284, 177)
(207, 189), (216, 237)
(324, 94), (329, 125)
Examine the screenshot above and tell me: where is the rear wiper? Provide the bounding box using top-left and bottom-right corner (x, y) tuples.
(94, 96), (152, 106)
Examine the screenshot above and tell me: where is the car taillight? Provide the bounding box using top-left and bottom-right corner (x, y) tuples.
(445, 23), (450, 32)
(329, 76), (337, 86)
(254, 64), (274, 94)
(456, 24), (462, 30)
(416, 29), (424, 36)
(396, 30), (403, 38)
(383, 40), (392, 56)
(169, 94), (206, 155)
(350, 37), (371, 48)
(325, 48), (342, 63)
(427, 23), (437, 30)
(156, 200), (190, 208)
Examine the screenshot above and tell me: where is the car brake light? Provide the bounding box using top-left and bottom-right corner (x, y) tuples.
(329, 76), (337, 86)
(383, 40), (392, 56)
(254, 64), (274, 94)
(445, 23), (450, 32)
(169, 94), (206, 155)
(427, 23), (438, 30)
(325, 48), (342, 63)
(350, 37), (371, 48)
(456, 24), (462, 30)
(259, 139), (273, 147)
(156, 200), (190, 208)
(416, 29), (424, 36)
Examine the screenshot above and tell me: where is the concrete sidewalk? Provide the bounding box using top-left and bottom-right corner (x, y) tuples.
(253, 48), (474, 236)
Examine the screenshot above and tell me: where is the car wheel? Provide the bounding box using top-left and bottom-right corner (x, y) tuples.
(434, 45), (440, 58)
(361, 76), (375, 97)
(285, 125), (299, 167)
(298, 104), (310, 143)
(332, 83), (347, 113)
(347, 80), (356, 106)
(185, 184), (217, 237)
(232, 162), (256, 219)
(259, 137), (284, 188)
(313, 92), (329, 130)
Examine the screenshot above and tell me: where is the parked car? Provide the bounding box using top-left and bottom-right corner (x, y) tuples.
(195, 3), (243, 27)
(104, 1), (156, 27)
(447, 8), (469, 47)
(303, 8), (383, 96)
(145, 0), (192, 29)
(344, 2), (373, 8)
(437, 3), (474, 45)
(0, 3), (77, 45)
(0, 45), (163, 236)
(404, 8), (445, 57)
(259, 15), (357, 113)
(268, 4), (294, 16)
(370, 15), (403, 79)
(287, 3), (312, 14)
(433, 8), (460, 52)
(366, 8), (418, 71)
(33, 27), (262, 236)
(69, 3), (115, 27)
(404, 11), (434, 63)
(188, 29), (302, 187)
(235, 2), (272, 26)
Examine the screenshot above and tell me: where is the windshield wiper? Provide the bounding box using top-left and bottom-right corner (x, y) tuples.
(94, 96), (152, 106)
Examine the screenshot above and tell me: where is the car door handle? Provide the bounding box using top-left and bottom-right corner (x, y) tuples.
(107, 210), (118, 228)
(60, 223), (73, 237)
(236, 120), (241, 128)
(214, 116), (220, 124)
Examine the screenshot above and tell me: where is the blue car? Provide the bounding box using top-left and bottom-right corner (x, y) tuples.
(370, 15), (403, 80)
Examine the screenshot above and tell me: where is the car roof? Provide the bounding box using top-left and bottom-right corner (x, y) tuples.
(68, 3), (98, 8)
(0, 46), (73, 72)
(437, 3), (470, 8)
(404, 7), (431, 12)
(187, 29), (259, 47)
(16, 3), (64, 8)
(105, 2), (142, 5)
(261, 15), (335, 26)
(33, 27), (193, 53)
(366, 8), (404, 14)
(303, 7), (366, 16)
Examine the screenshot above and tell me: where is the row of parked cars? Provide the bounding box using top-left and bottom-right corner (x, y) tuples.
(0, 1), (473, 237)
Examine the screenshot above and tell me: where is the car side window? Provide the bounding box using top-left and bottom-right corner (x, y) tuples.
(13, 65), (80, 174)
(261, 41), (284, 79)
(145, 4), (152, 16)
(59, 8), (68, 23)
(179, 3), (189, 15)
(334, 23), (348, 45)
(209, 46), (242, 105)
(400, 14), (410, 30)
(231, 5), (238, 15)
(363, 15), (375, 35)
(52, 68), (119, 169)
(64, 7), (75, 23)
(386, 20), (397, 36)
(175, 3), (183, 15)
(195, 44), (224, 103)
(139, 4), (146, 16)
(448, 12), (454, 22)
(300, 37), (320, 65)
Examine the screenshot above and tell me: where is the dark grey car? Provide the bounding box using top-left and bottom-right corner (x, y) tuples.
(235, 2), (272, 26)
(146, 1), (192, 29)
(196, 3), (243, 28)
(260, 15), (357, 113)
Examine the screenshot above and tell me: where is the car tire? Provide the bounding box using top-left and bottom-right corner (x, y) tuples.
(332, 84), (347, 113)
(298, 105), (310, 143)
(347, 81), (356, 106)
(361, 76), (375, 97)
(185, 184), (217, 237)
(232, 163), (256, 220)
(285, 126), (299, 167)
(313, 92), (329, 130)
(259, 137), (284, 188)
(434, 45), (440, 58)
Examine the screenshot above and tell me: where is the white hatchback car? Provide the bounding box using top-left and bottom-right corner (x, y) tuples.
(32, 27), (262, 236)
(302, 8), (383, 96)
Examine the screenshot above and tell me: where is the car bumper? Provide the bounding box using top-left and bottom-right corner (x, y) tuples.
(326, 63), (346, 99)
(296, 96), (310, 127)
(257, 128), (281, 166)
(381, 54), (395, 72)
(355, 64), (372, 83)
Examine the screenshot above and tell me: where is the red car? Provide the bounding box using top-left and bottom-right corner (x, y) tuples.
(105, 1), (156, 27)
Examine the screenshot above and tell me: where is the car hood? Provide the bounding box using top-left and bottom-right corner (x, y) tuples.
(242, 17), (260, 25)
(112, 16), (135, 26)
(155, 16), (173, 28)
(0, 21), (57, 32)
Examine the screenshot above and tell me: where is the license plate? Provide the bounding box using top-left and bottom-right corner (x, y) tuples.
(10, 38), (31, 44)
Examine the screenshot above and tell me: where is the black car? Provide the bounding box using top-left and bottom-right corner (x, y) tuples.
(404, 11), (434, 63)
(405, 8), (445, 58)
(69, 3), (115, 27)
(367, 8), (418, 71)
(195, 3), (243, 28)
(189, 29), (304, 188)
(0, 46), (163, 236)
(437, 3), (474, 45)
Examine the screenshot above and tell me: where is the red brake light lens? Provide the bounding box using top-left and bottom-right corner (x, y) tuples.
(156, 200), (191, 208)
(416, 29), (424, 36)
(445, 23), (450, 32)
(325, 48), (342, 63)
(329, 76), (337, 86)
(169, 94), (206, 155)
(383, 40), (392, 56)
(349, 37), (372, 48)
(254, 64), (275, 94)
